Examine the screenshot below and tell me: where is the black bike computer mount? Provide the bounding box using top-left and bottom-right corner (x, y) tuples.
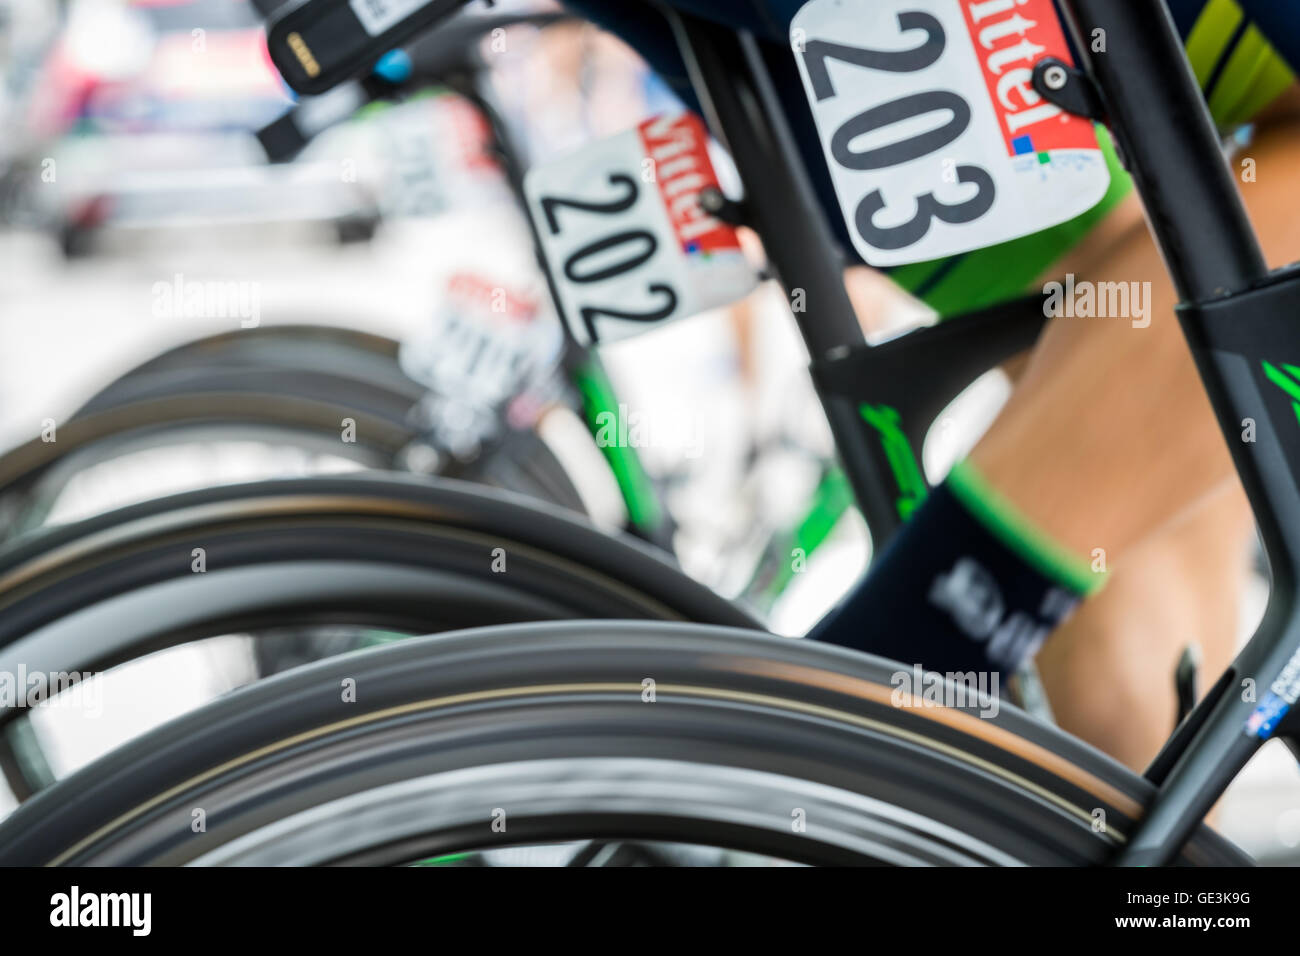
(267, 0), (466, 95)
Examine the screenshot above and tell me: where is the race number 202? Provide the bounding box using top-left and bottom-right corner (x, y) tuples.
(525, 113), (756, 346)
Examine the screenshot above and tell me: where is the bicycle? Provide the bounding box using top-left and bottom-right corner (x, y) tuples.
(0, 472), (756, 801)
(0, 12), (658, 548)
(257, 3), (1048, 593)
(0, 322), (585, 537)
(0, 7), (717, 806)
(1, 0), (1296, 866)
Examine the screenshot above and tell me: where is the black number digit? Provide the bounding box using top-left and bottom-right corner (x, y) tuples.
(563, 229), (658, 285)
(579, 284), (679, 341)
(801, 12), (945, 101)
(831, 90), (970, 171)
(854, 164), (995, 250)
(537, 174), (681, 340)
(541, 174), (638, 235)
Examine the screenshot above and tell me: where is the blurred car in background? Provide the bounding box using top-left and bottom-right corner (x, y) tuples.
(1, 0), (381, 257)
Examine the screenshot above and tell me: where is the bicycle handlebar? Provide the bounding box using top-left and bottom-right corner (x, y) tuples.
(267, 0), (471, 96)
(258, 9), (572, 163)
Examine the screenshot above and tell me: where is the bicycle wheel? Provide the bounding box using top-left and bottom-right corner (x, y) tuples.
(76, 325), (417, 407)
(0, 473), (749, 795)
(0, 473), (747, 678)
(0, 621), (1247, 866)
(0, 327), (586, 534)
(80, 325), (584, 510)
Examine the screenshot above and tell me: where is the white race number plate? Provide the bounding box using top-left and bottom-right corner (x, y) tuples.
(399, 273), (561, 408)
(524, 113), (757, 346)
(791, 0), (1110, 265)
(349, 0), (428, 36)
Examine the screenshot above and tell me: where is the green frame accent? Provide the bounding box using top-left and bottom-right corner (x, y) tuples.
(571, 358), (666, 533)
(1262, 360), (1300, 425)
(744, 466), (854, 609)
(858, 403), (928, 522)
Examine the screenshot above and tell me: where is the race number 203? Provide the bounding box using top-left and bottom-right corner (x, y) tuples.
(791, 0), (1110, 265)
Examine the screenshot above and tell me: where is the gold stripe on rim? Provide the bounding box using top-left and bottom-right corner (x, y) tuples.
(717, 656), (1142, 817)
(47, 680), (1132, 865)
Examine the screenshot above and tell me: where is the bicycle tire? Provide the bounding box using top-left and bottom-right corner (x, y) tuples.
(79, 325), (413, 391)
(0, 473), (748, 679)
(0, 621), (1248, 866)
(74, 326), (425, 418)
(0, 329), (587, 530)
(0, 473), (747, 798)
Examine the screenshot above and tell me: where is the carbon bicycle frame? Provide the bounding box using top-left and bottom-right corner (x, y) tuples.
(419, 10), (1040, 573)
(264, 0), (1056, 572)
(266, 0), (1299, 865)
(1057, 0), (1300, 867)
(295, 12), (682, 551)
(658, 0), (1300, 865)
